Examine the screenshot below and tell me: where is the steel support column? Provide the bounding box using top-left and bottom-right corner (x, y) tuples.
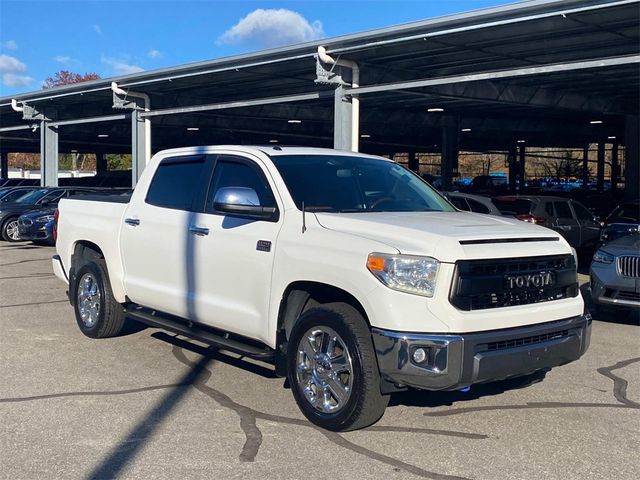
(334, 85), (353, 151)
(408, 151), (419, 173)
(611, 143), (619, 192)
(131, 99), (148, 186)
(1, 151), (8, 179)
(96, 151), (107, 175)
(40, 121), (58, 186)
(624, 115), (639, 200)
(441, 125), (459, 191)
(597, 142), (605, 193)
(508, 145), (517, 191)
(582, 144), (589, 189)
(518, 144), (526, 190)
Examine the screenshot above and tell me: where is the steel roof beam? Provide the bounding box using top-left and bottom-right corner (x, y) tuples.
(346, 55), (640, 96)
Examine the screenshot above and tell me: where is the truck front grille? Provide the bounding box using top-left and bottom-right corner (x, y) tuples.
(617, 256), (640, 278)
(450, 255), (578, 311)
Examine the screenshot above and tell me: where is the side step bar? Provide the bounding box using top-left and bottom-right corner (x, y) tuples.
(124, 306), (275, 361)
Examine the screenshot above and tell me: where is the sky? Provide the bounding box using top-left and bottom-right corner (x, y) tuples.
(0, 0), (515, 97)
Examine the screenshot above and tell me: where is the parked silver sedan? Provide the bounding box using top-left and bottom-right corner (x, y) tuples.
(590, 234), (640, 310)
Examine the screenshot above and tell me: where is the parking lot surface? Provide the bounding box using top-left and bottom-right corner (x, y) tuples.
(1, 242), (639, 480)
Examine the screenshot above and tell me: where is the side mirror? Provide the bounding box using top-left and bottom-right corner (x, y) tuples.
(213, 187), (278, 221)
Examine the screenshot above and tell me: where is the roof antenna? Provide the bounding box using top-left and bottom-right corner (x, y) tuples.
(302, 201), (307, 234)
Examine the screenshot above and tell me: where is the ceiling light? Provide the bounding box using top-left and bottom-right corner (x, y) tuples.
(269, 139), (279, 143)
(97, 134), (109, 138)
(288, 119), (302, 124)
(590, 120), (603, 124)
(427, 107), (444, 112)
(607, 136), (616, 139)
(71, 149), (78, 153)
(186, 127), (199, 131)
(517, 139), (526, 143)
(461, 128), (471, 132)
(360, 134), (371, 138)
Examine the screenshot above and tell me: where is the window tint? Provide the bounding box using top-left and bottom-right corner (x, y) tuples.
(467, 199), (491, 214)
(449, 196), (470, 211)
(572, 202), (593, 221)
(554, 201), (573, 220)
(39, 190), (65, 204)
(545, 202), (555, 217)
(1, 189), (37, 203)
(493, 198), (533, 215)
(146, 156), (206, 210)
(206, 157), (275, 213)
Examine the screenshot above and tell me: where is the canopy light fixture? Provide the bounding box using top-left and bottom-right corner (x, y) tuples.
(97, 134), (109, 138)
(186, 127), (199, 131)
(427, 107), (444, 112)
(360, 134), (371, 138)
(288, 119), (302, 124)
(517, 139), (526, 143)
(607, 136), (616, 139)
(590, 120), (603, 124)
(269, 139), (279, 143)
(461, 128), (471, 132)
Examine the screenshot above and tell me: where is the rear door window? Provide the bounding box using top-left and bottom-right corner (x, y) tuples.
(572, 202), (593, 222)
(554, 201), (573, 220)
(493, 198), (533, 215)
(146, 155), (207, 210)
(467, 198), (491, 214)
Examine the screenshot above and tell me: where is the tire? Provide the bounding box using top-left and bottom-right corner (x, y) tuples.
(287, 302), (389, 431)
(1, 217), (21, 242)
(73, 260), (125, 338)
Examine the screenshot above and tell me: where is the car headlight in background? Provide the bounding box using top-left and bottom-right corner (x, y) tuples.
(367, 253), (439, 297)
(592, 249), (614, 264)
(35, 215), (55, 223)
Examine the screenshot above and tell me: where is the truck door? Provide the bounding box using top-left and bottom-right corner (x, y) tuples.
(120, 154), (212, 318)
(190, 154), (283, 342)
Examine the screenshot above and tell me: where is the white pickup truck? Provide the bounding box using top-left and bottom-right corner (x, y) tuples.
(53, 146), (591, 431)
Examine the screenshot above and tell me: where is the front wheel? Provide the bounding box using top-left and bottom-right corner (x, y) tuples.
(1, 217), (20, 242)
(287, 303), (389, 431)
(73, 260), (125, 338)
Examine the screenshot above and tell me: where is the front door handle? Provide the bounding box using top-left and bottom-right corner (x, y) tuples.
(189, 226), (210, 236)
(124, 218), (140, 226)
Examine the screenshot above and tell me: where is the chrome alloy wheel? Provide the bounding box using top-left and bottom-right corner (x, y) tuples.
(5, 220), (20, 240)
(295, 326), (354, 413)
(77, 272), (101, 328)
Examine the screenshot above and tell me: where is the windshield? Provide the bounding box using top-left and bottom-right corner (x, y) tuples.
(609, 203), (640, 223)
(14, 189), (51, 204)
(271, 155), (455, 213)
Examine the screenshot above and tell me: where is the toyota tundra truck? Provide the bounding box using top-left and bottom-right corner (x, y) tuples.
(53, 146), (591, 431)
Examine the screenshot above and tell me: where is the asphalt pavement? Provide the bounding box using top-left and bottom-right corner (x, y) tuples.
(1, 242), (638, 480)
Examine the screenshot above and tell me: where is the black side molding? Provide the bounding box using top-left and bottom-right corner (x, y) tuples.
(459, 237), (559, 245)
(124, 305), (275, 361)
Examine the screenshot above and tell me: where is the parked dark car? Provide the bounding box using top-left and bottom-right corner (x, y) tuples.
(0, 188), (96, 241)
(590, 233), (640, 311)
(17, 208), (56, 245)
(444, 192), (502, 216)
(464, 175), (509, 195)
(600, 200), (639, 244)
(493, 195), (601, 252)
(0, 186), (42, 204)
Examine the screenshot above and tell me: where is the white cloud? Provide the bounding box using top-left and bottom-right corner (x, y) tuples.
(54, 55), (74, 64)
(0, 54), (27, 74)
(217, 9), (324, 48)
(2, 73), (33, 87)
(147, 49), (162, 59)
(101, 56), (144, 75)
(93, 24), (103, 35)
(2, 40), (18, 51)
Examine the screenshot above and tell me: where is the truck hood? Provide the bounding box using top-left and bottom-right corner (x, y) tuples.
(315, 211), (570, 262)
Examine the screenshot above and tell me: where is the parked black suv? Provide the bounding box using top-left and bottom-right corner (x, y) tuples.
(493, 195), (601, 252)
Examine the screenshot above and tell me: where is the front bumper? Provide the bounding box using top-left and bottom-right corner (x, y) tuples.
(372, 314), (591, 391)
(17, 222), (53, 242)
(590, 265), (640, 308)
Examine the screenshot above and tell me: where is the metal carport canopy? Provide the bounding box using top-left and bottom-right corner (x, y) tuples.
(0, 0), (638, 188)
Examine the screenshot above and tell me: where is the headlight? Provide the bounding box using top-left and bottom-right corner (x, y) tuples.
(592, 250), (614, 264)
(367, 253), (439, 297)
(35, 215), (55, 223)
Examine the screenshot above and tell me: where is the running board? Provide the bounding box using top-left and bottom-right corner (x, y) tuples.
(124, 306), (275, 361)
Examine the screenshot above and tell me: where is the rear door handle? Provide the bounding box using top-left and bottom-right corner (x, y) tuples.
(124, 218), (140, 226)
(189, 226), (210, 236)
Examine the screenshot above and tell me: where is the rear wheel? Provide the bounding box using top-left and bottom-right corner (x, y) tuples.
(73, 260), (125, 338)
(1, 217), (20, 242)
(287, 303), (388, 431)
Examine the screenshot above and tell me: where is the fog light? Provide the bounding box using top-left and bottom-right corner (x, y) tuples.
(413, 348), (427, 363)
